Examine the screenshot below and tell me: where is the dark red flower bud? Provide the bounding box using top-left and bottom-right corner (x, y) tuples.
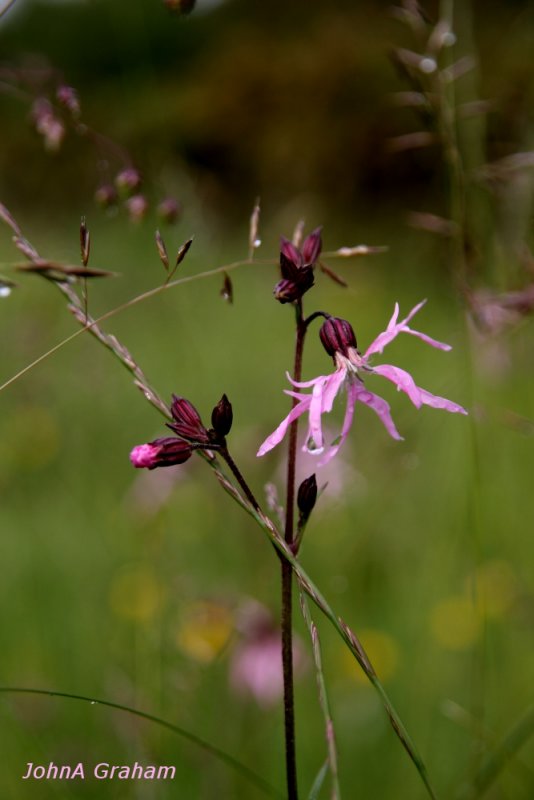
(274, 266), (314, 304)
(169, 396), (210, 443)
(211, 394), (233, 438)
(280, 237), (302, 268)
(130, 437), (192, 469)
(319, 317), (357, 358)
(301, 227), (322, 265)
(297, 474), (317, 521)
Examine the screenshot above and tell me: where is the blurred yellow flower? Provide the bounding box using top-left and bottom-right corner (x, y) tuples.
(430, 595), (481, 650)
(109, 563), (164, 623)
(176, 601), (233, 664)
(342, 628), (400, 684)
(466, 560), (517, 620)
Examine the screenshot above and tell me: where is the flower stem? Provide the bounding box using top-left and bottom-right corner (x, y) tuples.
(281, 300), (307, 800)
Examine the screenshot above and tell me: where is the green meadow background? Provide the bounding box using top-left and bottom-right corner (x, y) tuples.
(1, 0), (533, 798)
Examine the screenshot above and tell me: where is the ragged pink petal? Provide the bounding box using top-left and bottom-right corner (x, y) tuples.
(418, 388), (468, 414)
(399, 299), (427, 326)
(354, 384), (404, 440)
(403, 327), (452, 351)
(318, 381), (358, 466)
(372, 364), (424, 408)
(308, 380), (327, 452)
(257, 397), (310, 457)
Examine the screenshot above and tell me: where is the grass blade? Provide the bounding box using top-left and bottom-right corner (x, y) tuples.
(300, 591), (340, 799)
(0, 687), (284, 799)
(308, 760), (329, 800)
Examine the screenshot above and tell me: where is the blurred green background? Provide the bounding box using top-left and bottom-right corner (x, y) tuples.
(1, 0), (533, 798)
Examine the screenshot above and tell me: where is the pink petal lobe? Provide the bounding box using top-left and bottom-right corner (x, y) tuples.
(400, 299), (427, 326)
(321, 369), (346, 413)
(286, 371), (328, 389)
(257, 398), (310, 457)
(354, 385), (404, 440)
(372, 363), (423, 408)
(318, 381), (358, 466)
(308, 380), (326, 452)
(418, 388), (468, 414)
(404, 327), (452, 351)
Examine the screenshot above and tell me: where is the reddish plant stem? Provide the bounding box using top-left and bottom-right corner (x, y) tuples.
(281, 300), (306, 800)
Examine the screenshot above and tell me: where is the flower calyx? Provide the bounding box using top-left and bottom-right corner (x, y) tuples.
(319, 316), (357, 359)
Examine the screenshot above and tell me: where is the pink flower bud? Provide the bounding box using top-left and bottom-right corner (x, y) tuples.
(130, 437), (192, 469)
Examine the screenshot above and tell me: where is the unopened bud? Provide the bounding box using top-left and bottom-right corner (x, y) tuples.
(319, 317), (357, 358)
(274, 265), (314, 304)
(211, 394), (233, 438)
(297, 474), (317, 521)
(301, 226), (322, 265)
(130, 437), (192, 469)
(169, 395), (210, 444)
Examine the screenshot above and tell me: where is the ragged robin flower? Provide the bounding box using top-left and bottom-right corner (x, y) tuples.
(257, 300), (467, 466)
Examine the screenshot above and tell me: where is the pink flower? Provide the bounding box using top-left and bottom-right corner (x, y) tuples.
(257, 300), (467, 466)
(229, 602), (306, 708)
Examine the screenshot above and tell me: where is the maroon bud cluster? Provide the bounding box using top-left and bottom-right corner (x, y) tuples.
(297, 474), (317, 521)
(273, 227), (322, 305)
(319, 317), (357, 358)
(211, 394), (233, 438)
(168, 396), (210, 444)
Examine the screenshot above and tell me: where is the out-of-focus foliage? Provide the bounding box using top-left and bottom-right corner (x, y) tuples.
(0, 0), (532, 218)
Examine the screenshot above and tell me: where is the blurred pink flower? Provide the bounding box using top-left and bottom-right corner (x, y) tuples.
(230, 602), (306, 708)
(258, 300), (467, 466)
